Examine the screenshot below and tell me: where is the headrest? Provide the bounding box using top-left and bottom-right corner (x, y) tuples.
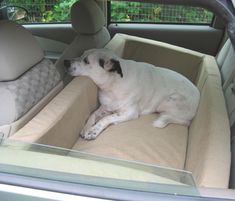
(71, 0), (105, 34)
(0, 20), (44, 81)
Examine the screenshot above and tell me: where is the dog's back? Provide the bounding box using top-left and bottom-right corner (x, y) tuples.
(117, 58), (200, 126)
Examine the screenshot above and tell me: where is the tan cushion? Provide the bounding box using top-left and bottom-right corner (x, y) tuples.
(106, 34), (203, 83)
(72, 34), (231, 188)
(186, 75), (231, 188)
(195, 55), (221, 91)
(10, 77), (98, 149)
(74, 114), (188, 170)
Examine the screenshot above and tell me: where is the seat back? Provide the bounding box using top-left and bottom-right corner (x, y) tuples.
(0, 20), (62, 138)
(216, 38), (235, 188)
(217, 39), (235, 90)
(55, 0), (111, 83)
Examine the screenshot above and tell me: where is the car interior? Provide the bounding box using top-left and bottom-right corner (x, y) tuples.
(1, 0), (235, 199)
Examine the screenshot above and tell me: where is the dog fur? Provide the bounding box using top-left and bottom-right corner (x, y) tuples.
(64, 49), (200, 140)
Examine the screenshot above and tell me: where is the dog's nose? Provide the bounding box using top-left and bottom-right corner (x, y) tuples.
(64, 60), (71, 69)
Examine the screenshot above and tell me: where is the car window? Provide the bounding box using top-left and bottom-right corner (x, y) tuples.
(0, 0), (77, 23)
(110, 0), (214, 25)
(0, 138), (199, 197)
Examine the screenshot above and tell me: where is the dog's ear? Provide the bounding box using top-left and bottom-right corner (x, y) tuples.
(99, 58), (105, 68)
(109, 59), (123, 78)
(102, 58), (123, 78)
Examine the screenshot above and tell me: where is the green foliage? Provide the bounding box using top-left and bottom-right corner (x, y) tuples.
(2, 0), (77, 23)
(43, 0), (77, 22)
(111, 1), (213, 24)
(1, 0), (213, 24)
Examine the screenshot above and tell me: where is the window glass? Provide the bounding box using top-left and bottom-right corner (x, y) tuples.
(0, 0), (77, 23)
(0, 139), (199, 196)
(110, 1), (214, 24)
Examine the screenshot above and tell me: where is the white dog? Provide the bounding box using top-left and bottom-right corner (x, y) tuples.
(64, 49), (200, 140)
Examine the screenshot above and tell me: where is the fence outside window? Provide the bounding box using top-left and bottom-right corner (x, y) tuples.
(110, 1), (214, 24)
(1, 0), (76, 23)
(1, 0), (214, 24)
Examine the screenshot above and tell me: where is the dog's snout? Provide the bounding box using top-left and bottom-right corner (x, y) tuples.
(64, 60), (71, 69)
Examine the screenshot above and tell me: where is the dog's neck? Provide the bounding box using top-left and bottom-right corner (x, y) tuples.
(92, 74), (119, 92)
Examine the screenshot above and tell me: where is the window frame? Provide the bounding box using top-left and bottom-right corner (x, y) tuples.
(0, 172), (229, 201)
(107, 1), (215, 26)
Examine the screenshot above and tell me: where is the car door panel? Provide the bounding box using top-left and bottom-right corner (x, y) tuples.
(108, 23), (224, 56)
(24, 24), (76, 59)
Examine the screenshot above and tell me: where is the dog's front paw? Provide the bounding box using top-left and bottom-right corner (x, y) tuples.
(80, 128), (87, 138)
(81, 126), (101, 140)
(83, 130), (98, 140)
(80, 125), (93, 139)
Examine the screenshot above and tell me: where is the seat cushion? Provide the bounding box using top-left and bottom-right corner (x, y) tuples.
(186, 75), (231, 188)
(105, 33), (203, 84)
(11, 77), (98, 149)
(73, 114), (188, 170)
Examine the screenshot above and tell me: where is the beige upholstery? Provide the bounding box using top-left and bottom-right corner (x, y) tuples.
(10, 34), (231, 188)
(217, 39), (235, 126)
(0, 20), (44, 81)
(71, 0), (105, 34)
(216, 39), (235, 90)
(105, 34), (203, 84)
(225, 78), (235, 126)
(74, 34), (231, 188)
(0, 20), (62, 138)
(11, 77), (98, 149)
(187, 76), (230, 188)
(74, 114), (188, 170)
(218, 40), (235, 188)
(55, 0), (110, 81)
(2, 82), (63, 138)
(217, 39), (232, 70)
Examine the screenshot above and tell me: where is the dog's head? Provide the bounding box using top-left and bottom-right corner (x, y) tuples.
(64, 49), (123, 81)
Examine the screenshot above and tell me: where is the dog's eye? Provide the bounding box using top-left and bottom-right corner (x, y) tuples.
(83, 57), (89, 65)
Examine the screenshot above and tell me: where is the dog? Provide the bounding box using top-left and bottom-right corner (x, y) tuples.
(64, 48), (200, 140)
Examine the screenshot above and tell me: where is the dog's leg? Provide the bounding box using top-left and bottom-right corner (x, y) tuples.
(83, 109), (139, 140)
(152, 114), (172, 128)
(153, 93), (190, 128)
(153, 113), (190, 128)
(80, 106), (110, 138)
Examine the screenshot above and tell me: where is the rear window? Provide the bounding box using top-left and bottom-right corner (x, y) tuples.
(110, 1), (214, 25)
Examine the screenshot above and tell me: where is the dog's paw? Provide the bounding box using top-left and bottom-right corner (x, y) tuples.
(80, 125), (93, 139)
(83, 130), (98, 140)
(81, 126), (101, 140)
(80, 128), (86, 138)
(152, 119), (168, 128)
